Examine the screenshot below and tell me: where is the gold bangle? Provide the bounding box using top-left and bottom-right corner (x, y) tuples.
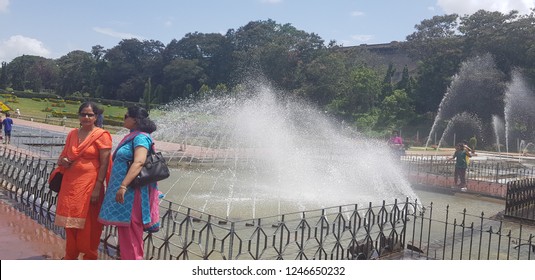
(119, 186), (127, 190)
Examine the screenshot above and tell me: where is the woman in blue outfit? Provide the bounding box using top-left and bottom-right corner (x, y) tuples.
(98, 106), (160, 260)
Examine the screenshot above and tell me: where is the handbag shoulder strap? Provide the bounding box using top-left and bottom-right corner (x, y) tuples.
(130, 137), (155, 155)
(124, 133), (154, 160)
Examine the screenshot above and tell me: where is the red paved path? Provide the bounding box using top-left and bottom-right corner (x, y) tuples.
(0, 199), (65, 259)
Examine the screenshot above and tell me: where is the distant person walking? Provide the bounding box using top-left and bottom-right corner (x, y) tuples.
(95, 108), (104, 128)
(2, 113), (13, 144)
(388, 130), (405, 157)
(0, 115), (3, 141)
(448, 143), (472, 191)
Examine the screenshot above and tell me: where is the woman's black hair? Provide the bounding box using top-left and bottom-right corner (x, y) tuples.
(127, 106), (157, 133)
(78, 101), (102, 126)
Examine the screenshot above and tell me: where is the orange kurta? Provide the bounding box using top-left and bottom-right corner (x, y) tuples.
(55, 128), (112, 228)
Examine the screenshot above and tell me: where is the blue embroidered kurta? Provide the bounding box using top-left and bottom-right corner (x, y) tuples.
(98, 132), (156, 227)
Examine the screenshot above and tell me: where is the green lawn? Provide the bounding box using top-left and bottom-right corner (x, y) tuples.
(0, 97), (130, 119)
(0, 96), (151, 132)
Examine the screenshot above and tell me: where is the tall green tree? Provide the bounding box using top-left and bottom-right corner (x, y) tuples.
(0, 62), (8, 89)
(376, 89), (415, 129)
(405, 14), (465, 114)
(100, 39), (164, 101)
(7, 55), (58, 92)
(56, 50), (96, 96)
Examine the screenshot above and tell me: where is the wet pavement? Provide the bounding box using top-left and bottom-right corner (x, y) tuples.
(0, 196), (65, 260)
(0, 119), (70, 260)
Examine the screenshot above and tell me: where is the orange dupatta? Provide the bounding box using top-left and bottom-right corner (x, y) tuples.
(53, 128), (112, 228)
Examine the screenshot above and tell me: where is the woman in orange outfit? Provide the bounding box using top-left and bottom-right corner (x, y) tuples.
(54, 101), (112, 260)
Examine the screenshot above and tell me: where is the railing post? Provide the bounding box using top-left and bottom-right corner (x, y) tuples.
(228, 222), (235, 260)
(495, 163), (500, 183)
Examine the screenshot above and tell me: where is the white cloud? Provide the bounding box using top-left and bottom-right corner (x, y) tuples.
(0, 35), (51, 62)
(93, 27), (145, 40)
(437, 0), (535, 15)
(0, 0), (9, 12)
(351, 10), (365, 17)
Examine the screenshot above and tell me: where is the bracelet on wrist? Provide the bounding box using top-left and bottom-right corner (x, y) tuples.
(119, 185), (128, 190)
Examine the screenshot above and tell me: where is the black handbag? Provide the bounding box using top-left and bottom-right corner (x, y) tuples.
(129, 143), (170, 187)
(48, 168), (63, 192)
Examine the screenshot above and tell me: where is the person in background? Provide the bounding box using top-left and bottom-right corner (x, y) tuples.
(2, 112), (13, 144)
(388, 130), (405, 157)
(95, 108), (104, 128)
(448, 142), (472, 191)
(0, 115), (3, 141)
(462, 140), (476, 165)
(15, 108), (20, 118)
(54, 102), (112, 259)
(98, 106), (160, 260)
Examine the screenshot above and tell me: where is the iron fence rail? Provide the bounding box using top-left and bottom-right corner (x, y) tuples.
(401, 155), (535, 184)
(0, 147), (534, 260)
(505, 178), (535, 222)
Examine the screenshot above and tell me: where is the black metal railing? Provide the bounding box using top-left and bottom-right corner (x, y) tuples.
(401, 155), (535, 184)
(505, 178), (535, 222)
(1, 147), (534, 260)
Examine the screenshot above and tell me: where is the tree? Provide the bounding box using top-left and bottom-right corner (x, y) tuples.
(460, 10), (535, 75)
(376, 89), (415, 129)
(0, 62), (8, 89)
(227, 19), (324, 88)
(56, 50), (96, 96)
(162, 58), (206, 102)
(405, 14), (465, 114)
(299, 51), (348, 109)
(100, 39), (165, 101)
(142, 77), (152, 111)
(7, 55), (59, 92)
(163, 33), (231, 90)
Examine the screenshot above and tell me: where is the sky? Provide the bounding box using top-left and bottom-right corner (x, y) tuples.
(1, 0), (534, 63)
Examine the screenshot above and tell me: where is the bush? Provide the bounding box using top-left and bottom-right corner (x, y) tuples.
(65, 100), (81, 105)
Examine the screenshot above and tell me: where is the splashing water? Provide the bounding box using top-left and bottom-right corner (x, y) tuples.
(492, 115), (505, 154)
(437, 113), (482, 149)
(153, 83), (419, 219)
(426, 54), (505, 149)
(504, 70), (535, 154)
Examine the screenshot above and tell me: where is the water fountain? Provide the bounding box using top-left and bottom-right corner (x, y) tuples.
(437, 112), (482, 149)
(519, 140), (535, 156)
(151, 82), (419, 220)
(504, 70), (535, 154)
(492, 115), (505, 153)
(425, 54), (506, 149)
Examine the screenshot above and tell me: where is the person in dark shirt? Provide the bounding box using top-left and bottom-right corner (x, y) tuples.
(449, 143), (472, 190)
(95, 108), (104, 128)
(2, 112), (13, 144)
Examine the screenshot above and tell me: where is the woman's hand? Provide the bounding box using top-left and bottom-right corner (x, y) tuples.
(116, 186), (127, 203)
(58, 157), (72, 167)
(90, 181), (102, 204)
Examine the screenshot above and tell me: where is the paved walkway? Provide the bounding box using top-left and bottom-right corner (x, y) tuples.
(0, 197), (65, 259)
(0, 119), (86, 260)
